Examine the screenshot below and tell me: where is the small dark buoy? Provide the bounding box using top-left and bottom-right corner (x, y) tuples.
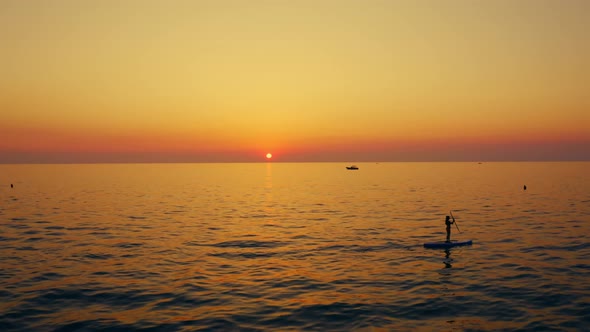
(11, 184), (13, 188)
(523, 185), (527, 190)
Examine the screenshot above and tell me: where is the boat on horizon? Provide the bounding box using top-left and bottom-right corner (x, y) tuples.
(346, 165), (359, 170)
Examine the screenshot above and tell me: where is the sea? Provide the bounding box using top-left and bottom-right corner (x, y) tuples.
(1, 162), (589, 331)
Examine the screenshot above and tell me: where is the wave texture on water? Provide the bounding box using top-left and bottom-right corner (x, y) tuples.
(1, 162), (589, 331)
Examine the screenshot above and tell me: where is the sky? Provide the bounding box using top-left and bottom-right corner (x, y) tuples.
(1, 0), (589, 163)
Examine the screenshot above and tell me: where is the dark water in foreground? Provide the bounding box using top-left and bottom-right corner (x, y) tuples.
(1, 162), (589, 331)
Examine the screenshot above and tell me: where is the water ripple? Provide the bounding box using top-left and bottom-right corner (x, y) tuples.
(1, 162), (589, 331)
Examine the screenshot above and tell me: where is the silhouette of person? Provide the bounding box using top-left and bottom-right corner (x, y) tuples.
(445, 215), (454, 242)
(523, 185), (527, 190)
(10, 184), (13, 188)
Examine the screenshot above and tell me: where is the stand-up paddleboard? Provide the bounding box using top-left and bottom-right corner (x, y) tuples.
(423, 239), (473, 249)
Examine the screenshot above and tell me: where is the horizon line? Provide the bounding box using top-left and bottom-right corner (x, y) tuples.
(1, 160), (589, 165)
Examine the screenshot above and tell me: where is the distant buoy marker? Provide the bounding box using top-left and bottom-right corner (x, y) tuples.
(10, 184), (13, 188)
(523, 185), (527, 190)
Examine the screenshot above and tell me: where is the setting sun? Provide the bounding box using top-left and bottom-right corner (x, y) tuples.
(0, 1), (588, 164)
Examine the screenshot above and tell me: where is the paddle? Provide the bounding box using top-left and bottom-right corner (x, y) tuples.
(450, 210), (460, 233)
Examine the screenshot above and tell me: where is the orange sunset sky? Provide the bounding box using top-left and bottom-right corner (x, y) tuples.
(1, 0), (589, 163)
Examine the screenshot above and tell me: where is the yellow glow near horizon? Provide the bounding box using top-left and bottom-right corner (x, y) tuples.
(1, 0), (589, 162)
(266, 153), (273, 160)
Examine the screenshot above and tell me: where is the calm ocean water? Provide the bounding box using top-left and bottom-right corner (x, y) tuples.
(1, 162), (589, 331)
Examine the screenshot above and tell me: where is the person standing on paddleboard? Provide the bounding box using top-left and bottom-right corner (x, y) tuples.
(445, 216), (455, 242)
